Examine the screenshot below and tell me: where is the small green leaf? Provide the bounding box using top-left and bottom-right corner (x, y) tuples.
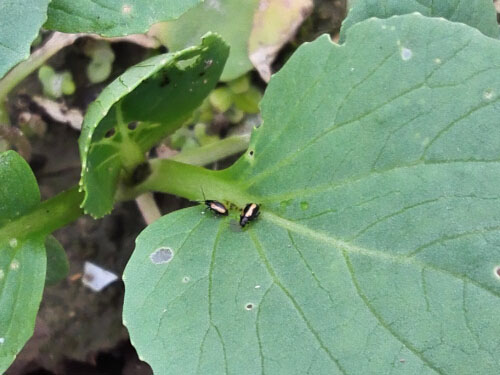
(209, 87), (233, 113)
(45, 0), (201, 37)
(341, 0), (499, 41)
(156, 0), (260, 81)
(79, 34), (229, 218)
(0, 0), (50, 79)
(0, 151), (46, 373)
(233, 87), (262, 114)
(45, 235), (69, 286)
(124, 15), (500, 374)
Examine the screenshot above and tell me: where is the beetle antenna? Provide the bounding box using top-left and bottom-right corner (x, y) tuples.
(200, 186), (207, 202)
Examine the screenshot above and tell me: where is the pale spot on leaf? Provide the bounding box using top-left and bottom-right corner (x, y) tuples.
(150, 247), (174, 264)
(122, 4), (132, 14)
(401, 48), (412, 61)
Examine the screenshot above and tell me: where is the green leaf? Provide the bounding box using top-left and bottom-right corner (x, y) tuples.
(0, 0), (50, 79)
(124, 15), (500, 374)
(45, 0), (201, 37)
(155, 0), (260, 81)
(341, 0), (499, 41)
(45, 235), (69, 286)
(0, 151), (46, 373)
(79, 34), (229, 218)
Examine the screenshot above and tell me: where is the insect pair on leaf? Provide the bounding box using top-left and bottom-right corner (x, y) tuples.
(199, 189), (259, 227)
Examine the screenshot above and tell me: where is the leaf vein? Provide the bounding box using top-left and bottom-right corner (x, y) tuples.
(342, 251), (445, 375)
(249, 230), (348, 375)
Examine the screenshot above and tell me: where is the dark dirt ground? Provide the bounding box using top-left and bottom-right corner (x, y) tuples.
(4, 2), (346, 374)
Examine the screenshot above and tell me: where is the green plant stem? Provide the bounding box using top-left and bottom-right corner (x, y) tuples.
(0, 186), (84, 240)
(0, 32), (82, 122)
(134, 158), (254, 206)
(1, 133), (251, 238)
(171, 133), (250, 166)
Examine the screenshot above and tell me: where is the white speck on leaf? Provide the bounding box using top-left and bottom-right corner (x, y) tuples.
(0, 270), (3, 279)
(401, 48), (412, 61)
(150, 247), (174, 264)
(82, 261), (118, 292)
(207, 0), (222, 11)
(0, 338), (4, 344)
(9, 238), (17, 248)
(122, 4), (132, 14)
(483, 89), (495, 101)
(10, 260), (20, 270)
(434, 58), (441, 64)
(255, 285), (261, 289)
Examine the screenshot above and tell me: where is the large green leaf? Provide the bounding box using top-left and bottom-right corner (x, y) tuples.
(124, 14), (500, 374)
(341, 0), (499, 41)
(156, 0), (260, 81)
(79, 34), (229, 218)
(45, 0), (200, 37)
(0, 151), (46, 373)
(0, 0), (50, 79)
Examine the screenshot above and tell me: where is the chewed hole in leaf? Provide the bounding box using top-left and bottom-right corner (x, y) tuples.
(127, 122), (138, 130)
(176, 56), (199, 70)
(105, 128), (116, 138)
(400, 47), (413, 61)
(494, 266), (500, 279)
(160, 74), (170, 87)
(245, 303), (254, 311)
(182, 276), (191, 283)
(150, 247), (174, 264)
(249, 150), (254, 156)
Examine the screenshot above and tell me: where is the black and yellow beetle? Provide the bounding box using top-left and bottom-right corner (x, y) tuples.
(240, 203), (260, 227)
(199, 187), (228, 216)
(205, 200), (228, 216)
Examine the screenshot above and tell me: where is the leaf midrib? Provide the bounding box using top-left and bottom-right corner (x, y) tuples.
(261, 211), (500, 299)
